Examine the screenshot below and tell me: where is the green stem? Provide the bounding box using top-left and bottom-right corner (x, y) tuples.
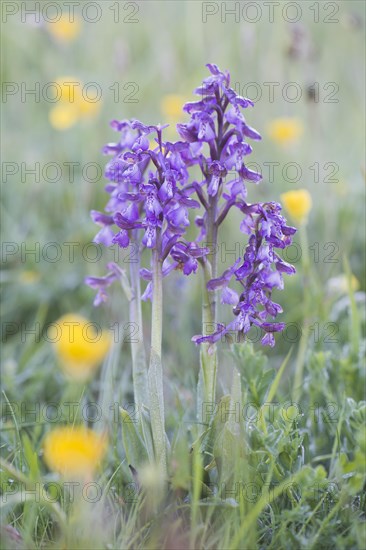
(129, 258), (149, 410)
(197, 193), (219, 426)
(198, 262), (218, 425)
(148, 248), (168, 477)
(62, 382), (86, 425)
(151, 250), (163, 357)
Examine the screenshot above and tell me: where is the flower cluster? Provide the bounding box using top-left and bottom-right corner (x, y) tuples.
(177, 62), (262, 237)
(193, 202), (296, 347)
(86, 120), (207, 304)
(175, 64), (297, 346)
(87, 64), (297, 346)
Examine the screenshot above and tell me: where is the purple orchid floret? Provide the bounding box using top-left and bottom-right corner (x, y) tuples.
(137, 241), (209, 301)
(192, 202), (296, 347)
(85, 262), (126, 306)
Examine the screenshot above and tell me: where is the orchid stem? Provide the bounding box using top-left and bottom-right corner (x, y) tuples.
(197, 194), (219, 427)
(198, 262), (218, 426)
(151, 251), (163, 356)
(148, 248), (168, 478)
(129, 257), (149, 412)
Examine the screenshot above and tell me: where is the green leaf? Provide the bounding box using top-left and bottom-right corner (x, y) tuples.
(21, 433), (40, 480)
(147, 349), (168, 472)
(120, 407), (148, 469)
(140, 405), (155, 463)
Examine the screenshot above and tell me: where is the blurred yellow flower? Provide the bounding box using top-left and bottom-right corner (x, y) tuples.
(53, 314), (111, 381)
(78, 96), (101, 118)
(54, 76), (81, 102)
(43, 426), (107, 479)
(49, 104), (79, 130)
(267, 117), (303, 145)
(161, 94), (186, 120)
(160, 95), (188, 140)
(49, 77), (101, 130)
(47, 15), (81, 42)
(281, 189), (312, 225)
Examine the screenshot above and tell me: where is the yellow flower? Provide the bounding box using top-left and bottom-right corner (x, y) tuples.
(78, 96), (101, 119)
(43, 426), (107, 479)
(49, 77), (101, 130)
(280, 189), (312, 225)
(53, 314), (111, 381)
(267, 117), (303, 145)
(161, 94), (186, 120)
(54, 76), (81, 102)
(160, 95), (188, 140)
(49, 104), (79, 130)
(47, 15), (81, 42)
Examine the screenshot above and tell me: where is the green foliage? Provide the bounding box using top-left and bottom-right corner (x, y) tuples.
(2, 334), (365, 549)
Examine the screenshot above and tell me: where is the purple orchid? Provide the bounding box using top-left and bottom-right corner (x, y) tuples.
(86, 63), (296, 348)
(175, 64), (297, 347)
(86, 120), (207, 303)
(192, 202), (296, 347)
(84, 64), (299, 465)
(177, 63), (262, 240)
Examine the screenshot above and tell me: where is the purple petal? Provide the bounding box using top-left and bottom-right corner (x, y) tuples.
(141, 281), (152, 301)
(94, 226), (115, 247)
(261, 333), (275, 347)
(139, 268), (152, 281)
(142, 226), (156, 248)
(112, 230), (130, 248)
(261, 322), (286, 333)
(221, 287), (239, 305)
(91, 210), (114, 226)
(275, 258), (296, 275)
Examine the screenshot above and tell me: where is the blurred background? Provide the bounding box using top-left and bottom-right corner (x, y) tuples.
(2, 0), (365, 405)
